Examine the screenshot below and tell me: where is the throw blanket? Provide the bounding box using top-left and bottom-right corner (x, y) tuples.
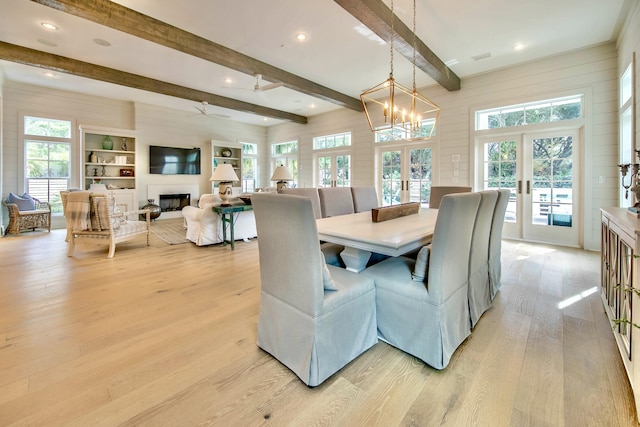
(67, 191), (91, 231)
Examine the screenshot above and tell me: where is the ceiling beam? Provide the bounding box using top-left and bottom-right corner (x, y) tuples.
(0, 42), (308, 124)
(334, 0), (461, 91)
(31, 0), (364, 112)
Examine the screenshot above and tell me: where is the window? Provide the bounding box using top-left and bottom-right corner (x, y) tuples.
(375, 118), (436, 143)
(272, 141), (298, 187)
(241, 143), (257, 193)
(620, 58), (635, 207)
(475, 96), (582, 130)
(23, 116), (72, 214)
(313, 132), (352, 187)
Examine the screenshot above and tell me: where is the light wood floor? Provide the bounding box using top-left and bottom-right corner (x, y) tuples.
(0, 227), (637, 426)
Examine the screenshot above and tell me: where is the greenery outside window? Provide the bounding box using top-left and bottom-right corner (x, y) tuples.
(242, 143), (257, 193)
(23, 116), (72, 214)
(476, 96), (583, 130)
(272, 141), (298, 188)
(375, 118), (436, 143)
(313, 132), (352, 187)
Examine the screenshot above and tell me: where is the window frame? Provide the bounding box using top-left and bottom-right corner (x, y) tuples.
(313, 132), (353, 187)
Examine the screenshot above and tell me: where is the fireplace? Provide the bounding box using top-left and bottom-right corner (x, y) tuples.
(159, 193), (191, 212)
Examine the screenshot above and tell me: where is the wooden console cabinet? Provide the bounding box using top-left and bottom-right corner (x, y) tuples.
(601, 207), (640, 421)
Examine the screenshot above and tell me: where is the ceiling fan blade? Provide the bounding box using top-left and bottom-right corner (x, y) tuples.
(258, 82), (284, 92)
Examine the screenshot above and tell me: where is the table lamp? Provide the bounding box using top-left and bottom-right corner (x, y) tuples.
(271, 165), (293, 190)
(89, 183), (108, 193)
(210, 163), (239, 206)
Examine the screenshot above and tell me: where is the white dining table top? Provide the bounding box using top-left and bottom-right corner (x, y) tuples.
(316, 208), (438, 257)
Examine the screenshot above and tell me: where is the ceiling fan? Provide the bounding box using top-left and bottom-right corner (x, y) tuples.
(191, 101), (230, 119)
(225, 73), (284, 92)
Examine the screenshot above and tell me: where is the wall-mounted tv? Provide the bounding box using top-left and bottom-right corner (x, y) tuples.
(149, 145), (201, 175)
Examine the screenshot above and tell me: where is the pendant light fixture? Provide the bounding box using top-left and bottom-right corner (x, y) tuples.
(360, 0), (440, 141)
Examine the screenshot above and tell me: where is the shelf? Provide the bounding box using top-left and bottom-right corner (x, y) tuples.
(85, 177), (134, 180)
(86, 162), (134, 166)
(86, 149), (135, 155)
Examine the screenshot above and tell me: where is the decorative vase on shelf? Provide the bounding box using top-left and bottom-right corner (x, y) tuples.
(121, 137), (128, 151)
(141, 199), (161, 221)
(102, 135), (114, 150)
(89, 151), (97, 163)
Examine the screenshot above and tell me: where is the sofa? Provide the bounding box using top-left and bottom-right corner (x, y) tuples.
(182, 194), (257, 246)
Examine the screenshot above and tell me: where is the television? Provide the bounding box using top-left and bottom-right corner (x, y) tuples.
(149, 145), (201, 175)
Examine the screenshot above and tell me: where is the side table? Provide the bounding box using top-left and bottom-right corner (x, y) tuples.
(212, 204), (253, 249)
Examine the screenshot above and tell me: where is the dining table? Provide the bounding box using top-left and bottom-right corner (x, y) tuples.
(316, 208), (439, 272)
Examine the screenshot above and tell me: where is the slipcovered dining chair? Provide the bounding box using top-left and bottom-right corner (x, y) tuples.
(251, 193), (378, 386)
(362, 192), (481, 369)
(468, 190), (499, 328)
(428, 186), (472, 209)
(318, 187), (355, 218)
(489, 189), (511, 299)
(350, 186), (379, 212)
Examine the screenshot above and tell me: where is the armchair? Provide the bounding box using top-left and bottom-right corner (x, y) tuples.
(3, 193), (51, 235)
(67, 192), (150, 258)
(182, 194), (256, 246)
(362, 192), (481, 369)
(252, 193), (377, 386)
(489, 189), (511, 299)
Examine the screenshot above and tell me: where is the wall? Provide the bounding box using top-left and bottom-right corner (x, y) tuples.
(0, 82), (267, 228)
(618, 1), (640, 161)
(268, 43), (619, 251)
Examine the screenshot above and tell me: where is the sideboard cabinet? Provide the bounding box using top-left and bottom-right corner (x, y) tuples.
(601, 207), (640, 421)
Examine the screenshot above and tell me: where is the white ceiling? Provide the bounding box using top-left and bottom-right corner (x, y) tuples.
(0, 0), (629, 126)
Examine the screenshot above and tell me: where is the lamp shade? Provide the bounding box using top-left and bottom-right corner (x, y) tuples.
(210, 163), (239, 182)
(89, 183), (108, 192)
(271, 165), (293, 181)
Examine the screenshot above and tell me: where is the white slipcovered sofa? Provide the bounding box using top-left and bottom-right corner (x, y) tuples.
(182, 194), (257, 246)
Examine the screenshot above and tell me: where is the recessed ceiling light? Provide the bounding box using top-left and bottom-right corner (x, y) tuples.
(309, 103), (316, 109)
(514, 43), (526, 51)
(43, 71), (56, 78)
(296, 33), (307, 41)
(41, 22), (58, 31)
(445, 59), (459, 67)
(225, 77), (233, 84)
(93, 38), (111, 47)
(263, 117), (269, 121)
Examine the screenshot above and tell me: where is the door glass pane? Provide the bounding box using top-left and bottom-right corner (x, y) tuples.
(409, 148), (431, 206)
(532, 136), (573, 227)
(317, 156), (331, 187)
(483, 140), (517, 222)
(381, 150), (401, 205)
(335, 155), (350, 187)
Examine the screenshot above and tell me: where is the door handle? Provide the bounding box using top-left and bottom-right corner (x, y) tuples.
(401, 180), (405, 191)
(526, 180), (531, 195)
(517, 180), (522, 194)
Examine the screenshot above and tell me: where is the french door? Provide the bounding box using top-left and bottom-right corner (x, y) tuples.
(378, 144), (435, 206)
(479, 129), (580, 246)
(314, 152), (351, 187)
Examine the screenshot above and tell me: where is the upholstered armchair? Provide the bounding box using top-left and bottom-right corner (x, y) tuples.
(468, 190), (499, 328)
(362, 192), (481, 369)
(2, 193), (51, 235)
(489, 189), (511, 299)
(67, 192), (150, 258)
(252, 193), (378, 386)
(182, 194), (256, 246)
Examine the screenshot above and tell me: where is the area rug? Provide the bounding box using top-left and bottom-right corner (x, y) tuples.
(150, 218), (190, 245)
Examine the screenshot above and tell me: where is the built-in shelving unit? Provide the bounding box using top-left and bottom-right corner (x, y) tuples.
(211, 140), (243, 193)
(80, 125), (138, 213)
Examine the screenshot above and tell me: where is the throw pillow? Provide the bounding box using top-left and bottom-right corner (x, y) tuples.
(320, 252), (338, 291)
(411, 245), (431, 282)
(8, 192), (36, 211)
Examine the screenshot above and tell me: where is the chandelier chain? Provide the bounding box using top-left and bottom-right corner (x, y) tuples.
(390, 0), (394, 76)
(412, 0), (417, 90)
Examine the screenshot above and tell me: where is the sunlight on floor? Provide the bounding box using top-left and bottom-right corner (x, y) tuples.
(557, 286), (598, 309)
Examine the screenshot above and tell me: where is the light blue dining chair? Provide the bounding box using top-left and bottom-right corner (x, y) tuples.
(489, 189), (511, 299)
(468, 190), (499, 328)
(362, 192), (481, 369)
(251, 193), (378, 386)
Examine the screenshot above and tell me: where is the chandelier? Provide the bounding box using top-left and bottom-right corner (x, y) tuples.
(360, 0), (440, 141)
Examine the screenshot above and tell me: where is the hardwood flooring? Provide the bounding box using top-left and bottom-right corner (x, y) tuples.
(0, 228), (636, 426)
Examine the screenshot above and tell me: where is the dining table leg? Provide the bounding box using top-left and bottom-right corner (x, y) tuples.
(340, 247), (372, 273)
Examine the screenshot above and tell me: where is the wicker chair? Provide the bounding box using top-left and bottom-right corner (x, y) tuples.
(67, 193), (150, 258)
(2, 196), (51, 235)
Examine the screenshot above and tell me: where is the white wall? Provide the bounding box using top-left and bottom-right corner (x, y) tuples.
(617, 1), (640, 159)
(268, 43), (619, 250)
(0, 82), (267, 227)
